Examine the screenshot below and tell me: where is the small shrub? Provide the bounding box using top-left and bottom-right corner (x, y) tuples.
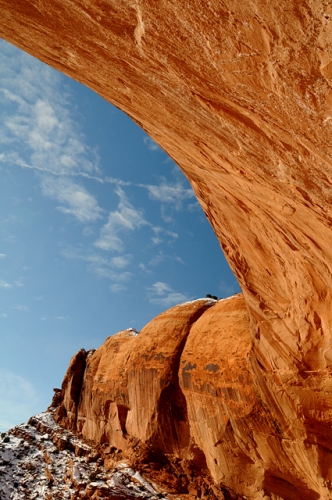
(89, 471), (98, 481)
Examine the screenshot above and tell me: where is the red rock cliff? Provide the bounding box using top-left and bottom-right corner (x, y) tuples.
(1, 1), (332, 498)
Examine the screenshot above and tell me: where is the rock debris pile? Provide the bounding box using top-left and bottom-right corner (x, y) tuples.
(0, 410), (169, 500)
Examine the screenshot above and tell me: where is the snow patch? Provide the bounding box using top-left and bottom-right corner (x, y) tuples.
(125, 327), (140, 336)
(0, 411), (169, 499)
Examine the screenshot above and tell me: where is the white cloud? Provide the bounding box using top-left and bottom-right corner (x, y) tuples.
(150, 281), (172, 295)
(41, 176), (102, 223)
(111, 255), (132, 269)
(149, 251), (165, 267)
(188, 201), (201, 212)
(0, 42), (136, 196)
(139, 180), (195, 210)
(143, 136), (161, 152)
(93, 267), (132, 282)
(160, 206), (173, 223)
(55, 316), (66, 320)
(94, 187), (149, 251)
(147, 281), (191, 307)
(0, 280), (12, 288)
(0, 41), (123, 232)
(0, 43), (100, 178)
(151, 226), (178, 245)
(138, 262), (151, 275)
(2, 314), (7, 318)
(148, 250), (184, 267)
(61, 246), (133, 284)
(0, 368), (38, 430)
(0, 253), (6, 258)
(83, 226), (95, 236)
(11, 305), (29, 311)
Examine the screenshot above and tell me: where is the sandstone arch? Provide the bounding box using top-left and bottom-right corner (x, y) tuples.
(2, 1), (332, 497)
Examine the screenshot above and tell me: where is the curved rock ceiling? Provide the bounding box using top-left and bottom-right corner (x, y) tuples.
(1, 1), (332, 498)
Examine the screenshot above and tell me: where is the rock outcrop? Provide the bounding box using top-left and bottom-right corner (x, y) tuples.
(2, 0), (332, 498)
(0, 410), (172, 499)
(53, 295), (332, 499)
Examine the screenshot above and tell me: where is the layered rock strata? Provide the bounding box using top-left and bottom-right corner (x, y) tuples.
(54, 295), (332, 499)
(2, 0), (332, 498)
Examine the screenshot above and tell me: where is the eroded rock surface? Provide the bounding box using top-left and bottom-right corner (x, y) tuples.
(53, 296), (332, 499)
(2, 1), (332, 498)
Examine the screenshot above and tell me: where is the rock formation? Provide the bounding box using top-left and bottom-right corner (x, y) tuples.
(1, 0), (332, 498)
(54, 295), (332, 499)
(0, 410), (172, 499)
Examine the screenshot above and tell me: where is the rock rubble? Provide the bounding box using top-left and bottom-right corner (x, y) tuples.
(0, 411), (169, 500)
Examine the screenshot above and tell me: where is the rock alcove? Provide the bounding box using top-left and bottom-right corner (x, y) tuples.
(1, 0), (332, 498)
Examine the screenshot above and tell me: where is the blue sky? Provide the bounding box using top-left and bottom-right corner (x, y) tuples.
(0, 40), (240, 431)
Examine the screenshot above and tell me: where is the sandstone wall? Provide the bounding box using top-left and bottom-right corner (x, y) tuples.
(1, 1), (332, 374)
(55, 296), (332, 499)
(2, 1), (332, 498)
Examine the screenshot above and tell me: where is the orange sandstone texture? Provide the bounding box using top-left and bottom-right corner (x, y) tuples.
(55, 296), (332, 498)
(2, 0), (332, 498)
(56, 300), (214, 449)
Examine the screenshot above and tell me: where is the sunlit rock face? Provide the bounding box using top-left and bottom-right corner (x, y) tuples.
(54, 296), (332, 499)
(55, 299), (215, 454)
(2, 0), (332, 497)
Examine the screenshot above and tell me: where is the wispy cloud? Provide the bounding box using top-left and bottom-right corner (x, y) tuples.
(10, 305), (29, 312)
(0, 280), (12, 288)
(0, 41), (133, 235)
(147, 281), (192, 307)
(0, 253), (6, 258)
(111, 255), (132, 269)
(143, 136), (161, 152)
(94, 187), (149, 251)
(149, 251), (165, 267)
(139, 179), (195, 210)
(151, 226), (178, 245)
(61, 246), (133, 285)
(40, 176), (102, 223)
(148, 250), (184, 267)
(0, 42), (135, 195)
(0, 152), (130, 187)
(0, 43), (100, 178)
(0, 368), (38, 431)
(138, 262), (152, 275)
(0, 278), (27, 289)
(188, 201), (201, 212)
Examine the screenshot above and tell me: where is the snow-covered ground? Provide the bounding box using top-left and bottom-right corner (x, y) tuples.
(0, 410), (168, 500)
